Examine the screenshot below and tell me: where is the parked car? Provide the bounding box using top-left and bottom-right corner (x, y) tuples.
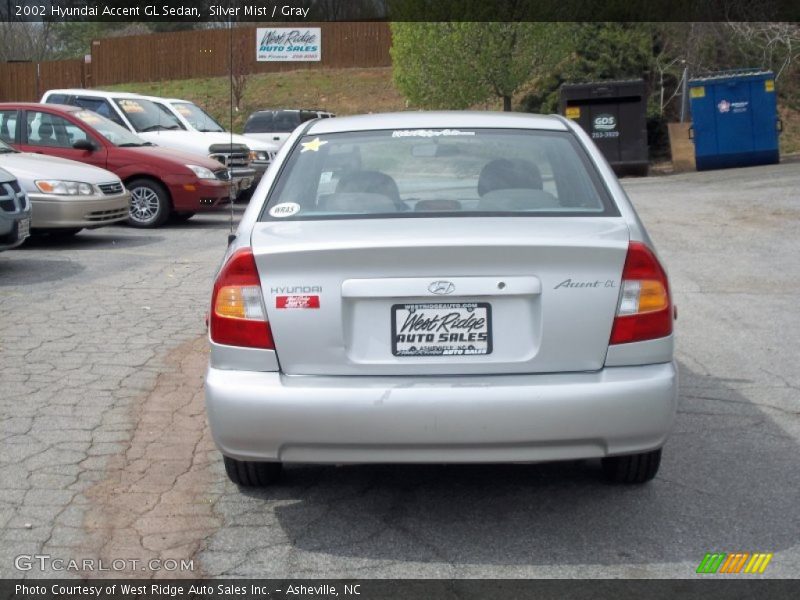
(205, 111), (677, 487)
(41, 89), (257, 197)
(0, 139), (128, 236)
(243, 109), (334, 149)
(0, 103), (232, 227)
(0, 167), (31, 250)
(136, 95), (279, 189)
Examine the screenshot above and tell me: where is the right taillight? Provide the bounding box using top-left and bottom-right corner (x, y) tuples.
(609, 242), (672, 345)
(210, 248), (274, 349)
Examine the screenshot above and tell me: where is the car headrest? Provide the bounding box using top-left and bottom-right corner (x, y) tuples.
(477, 159), (543, 197)
(38, 122), (54, 138)
(335, 170), (402, 206)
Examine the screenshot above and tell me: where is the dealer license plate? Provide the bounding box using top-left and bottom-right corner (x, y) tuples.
(391, 302), (492, 356)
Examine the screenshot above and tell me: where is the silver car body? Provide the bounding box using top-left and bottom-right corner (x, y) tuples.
(0, 151), (129, 230)
(206, 111), (677, 465)
(0, 167), (31, 250)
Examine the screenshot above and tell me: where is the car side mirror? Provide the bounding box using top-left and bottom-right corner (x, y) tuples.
(73, 139), (96, 152)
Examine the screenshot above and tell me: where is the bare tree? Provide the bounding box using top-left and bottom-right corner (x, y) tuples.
(727, 22), (800, 80)
(230, 29), (251, 111)
(0, 21), (57, 62)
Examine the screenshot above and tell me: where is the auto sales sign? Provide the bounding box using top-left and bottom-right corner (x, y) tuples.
(256, 28), (321, 62)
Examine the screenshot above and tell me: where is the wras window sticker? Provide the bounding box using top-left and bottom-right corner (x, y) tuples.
(300, 137), (328, 152)
(269, 202), (301, 217)
(391, 129), (476, 138)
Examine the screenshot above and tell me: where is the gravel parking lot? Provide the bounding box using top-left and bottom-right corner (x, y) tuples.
(1, 162), (798, 579)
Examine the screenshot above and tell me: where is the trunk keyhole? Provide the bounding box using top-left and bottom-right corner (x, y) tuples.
(497, 282), (506, 290)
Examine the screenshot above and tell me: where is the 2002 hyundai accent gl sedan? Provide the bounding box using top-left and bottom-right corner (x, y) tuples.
(205, 112), (677, 487)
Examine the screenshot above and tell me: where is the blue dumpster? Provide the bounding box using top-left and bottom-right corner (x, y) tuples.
(688, 70), (780, 171)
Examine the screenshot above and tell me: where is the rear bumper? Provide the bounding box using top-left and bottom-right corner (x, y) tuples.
(205, 362), (678, 464)
(29, 192), (129, 229)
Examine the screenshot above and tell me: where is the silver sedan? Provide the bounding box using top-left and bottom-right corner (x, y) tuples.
(205, 112), (677, 487)
(0, 140), (129, 236)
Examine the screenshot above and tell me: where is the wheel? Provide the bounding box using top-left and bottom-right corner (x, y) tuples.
(602, 449), (662, 484)
(127, 178), (171, 228)
(170, 212), (195, 223)
(223, 456), (282, 487)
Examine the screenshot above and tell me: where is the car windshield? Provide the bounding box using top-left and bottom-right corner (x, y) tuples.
(0, 139), (17, 153)
(113, 98), (185, 132)
(245, 111), (302, 134)
(72, 110), (151, 147)
(261, 129), (614, 220)
(171, 102), (225, 132)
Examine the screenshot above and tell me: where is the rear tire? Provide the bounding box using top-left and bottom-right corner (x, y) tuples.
(602, 449), (662, 484)
(127, 178), (171, 228)
(223, 456), (282, 487)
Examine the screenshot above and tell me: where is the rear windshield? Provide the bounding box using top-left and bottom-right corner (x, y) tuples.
(260, 129), (616, 220)
(244, 111), (318, 133)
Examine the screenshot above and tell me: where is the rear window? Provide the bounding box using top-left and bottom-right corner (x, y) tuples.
(260, 129), (616, 221)
(245, 111), (301, 133)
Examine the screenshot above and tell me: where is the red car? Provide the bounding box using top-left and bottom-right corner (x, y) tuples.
(0, 103), (233, 227)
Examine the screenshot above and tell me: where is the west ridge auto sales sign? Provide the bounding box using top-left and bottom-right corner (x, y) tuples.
(256, 28), (321, 61)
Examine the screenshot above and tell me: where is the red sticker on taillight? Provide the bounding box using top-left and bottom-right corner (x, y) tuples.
(276, 295), (320, 309)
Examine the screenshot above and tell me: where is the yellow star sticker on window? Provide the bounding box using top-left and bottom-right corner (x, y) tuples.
(300, 137), (328, 153)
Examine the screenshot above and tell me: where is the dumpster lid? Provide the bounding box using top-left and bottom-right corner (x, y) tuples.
(689, 69), (774, 84)
(560, 79), (645, 101)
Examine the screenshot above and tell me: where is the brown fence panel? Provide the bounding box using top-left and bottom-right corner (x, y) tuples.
(92, 22), (391, 87)
(0, 59), (85, 102)
(38, 59), (85, 97)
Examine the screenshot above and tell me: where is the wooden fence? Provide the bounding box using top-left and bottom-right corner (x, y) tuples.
(92, 22), (391, 86)
(0, 22), (391, 102)
(0, 59), (87, 102)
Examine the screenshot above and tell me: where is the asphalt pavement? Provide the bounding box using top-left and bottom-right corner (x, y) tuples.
(1, 162), (798, 578)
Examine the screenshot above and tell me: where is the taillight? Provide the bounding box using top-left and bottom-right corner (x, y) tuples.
(609, 242), (672, 345)
(210, 248), (274, 349)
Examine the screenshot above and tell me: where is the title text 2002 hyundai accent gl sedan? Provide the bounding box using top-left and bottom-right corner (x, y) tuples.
(205, 112), (677, 487)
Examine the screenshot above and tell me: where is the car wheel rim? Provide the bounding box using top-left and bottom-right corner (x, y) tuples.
(130, 187), (160, 223)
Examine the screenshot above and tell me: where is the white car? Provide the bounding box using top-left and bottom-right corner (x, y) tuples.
(140, 96), (280, 189)
(205, 111), (677, 488)
(0, 139), (128, 236)
(41, 89), (257, 196)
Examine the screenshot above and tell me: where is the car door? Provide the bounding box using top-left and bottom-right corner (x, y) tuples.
(17, 110), (108, 169)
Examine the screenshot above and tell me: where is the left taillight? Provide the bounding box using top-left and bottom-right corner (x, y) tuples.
(209, 248), (274, 349)
(609, 241), (672, 345)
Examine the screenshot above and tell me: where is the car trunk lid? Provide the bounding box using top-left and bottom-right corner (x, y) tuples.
(252, 217), (629, 376)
